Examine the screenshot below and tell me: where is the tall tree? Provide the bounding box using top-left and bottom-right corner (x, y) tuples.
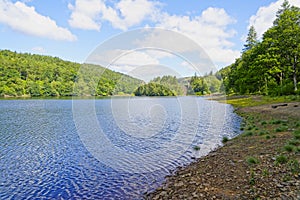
(243, 26), (258, 52)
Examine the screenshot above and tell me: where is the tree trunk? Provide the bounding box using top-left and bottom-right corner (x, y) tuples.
(293, 55), (298, 92)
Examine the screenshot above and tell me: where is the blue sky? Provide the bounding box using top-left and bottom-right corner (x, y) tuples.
(1, 0), (299, 78)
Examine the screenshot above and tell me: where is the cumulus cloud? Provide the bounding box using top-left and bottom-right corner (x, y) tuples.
(249, 0), (300, 37)
(0, 0), (77, 41)
(73, 1), (241, 68)
(68, 0), (160, 31)
(154, 7), (240, 67)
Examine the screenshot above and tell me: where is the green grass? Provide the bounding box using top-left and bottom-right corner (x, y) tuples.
(246, 156), (259, 165)
(293, 130), (300, 139)
(288, 139), (300, 146)
(283, 144), (295, 152)
(244, 131), (254, 137)
(275, 155), (288, 165)
(222, 95), (300, 108)
(275, 126), (288, 132)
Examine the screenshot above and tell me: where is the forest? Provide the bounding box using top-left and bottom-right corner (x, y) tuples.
(0, 50), (143, 97)
(220, 1), (300, 96)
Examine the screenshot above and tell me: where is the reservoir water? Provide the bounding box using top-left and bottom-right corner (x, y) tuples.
(0, 97), (241, 199)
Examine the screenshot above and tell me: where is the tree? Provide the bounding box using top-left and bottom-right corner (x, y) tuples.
(243, 26), (258, 52)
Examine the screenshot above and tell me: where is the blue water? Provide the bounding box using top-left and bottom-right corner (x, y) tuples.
(0, 97), (241, 199)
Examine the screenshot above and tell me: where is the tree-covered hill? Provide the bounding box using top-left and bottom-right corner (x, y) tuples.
(0, 50), (143, 97)
(220, 0), (300, 96)
(134, 82), (175, 96)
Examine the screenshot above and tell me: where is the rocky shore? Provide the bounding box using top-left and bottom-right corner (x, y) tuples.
(145, 100), (300, 199)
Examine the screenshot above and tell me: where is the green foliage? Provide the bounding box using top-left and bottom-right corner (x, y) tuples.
(134, 82), (175, 96)
(246, 156), (259, 165)
(275, 126), (288, 132)
(0, 50), (142, 97)
(275, 154), (288, 164)
(220, 2), (300, 95)
(283, 144), (295, 152)
(293, 130), (300, 139)
(189, 73), (222, 95)
(150, 75), (184, 95)
(193, 146), (201, 151)
(222, 136), (229, 143)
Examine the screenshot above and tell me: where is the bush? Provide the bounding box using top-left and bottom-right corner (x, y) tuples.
(193, 145), (200, 151)
(222, 136), (229, 143)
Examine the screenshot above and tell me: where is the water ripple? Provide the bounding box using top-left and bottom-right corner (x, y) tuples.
(0, 97), (241, 199)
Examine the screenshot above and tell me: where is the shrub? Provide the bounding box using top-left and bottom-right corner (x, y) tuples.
(222, 136), (229, 143)
(193, 146), (200, 151)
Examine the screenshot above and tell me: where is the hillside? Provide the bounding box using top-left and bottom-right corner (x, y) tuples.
(0, 50), (143, 97)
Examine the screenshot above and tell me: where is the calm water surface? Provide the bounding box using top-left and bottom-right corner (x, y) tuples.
(0, 97), (241, 199)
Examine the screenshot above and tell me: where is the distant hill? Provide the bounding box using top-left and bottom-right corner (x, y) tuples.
(0, 50), (143, 97)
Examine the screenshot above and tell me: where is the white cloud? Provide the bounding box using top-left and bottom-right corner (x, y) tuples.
(249, 0), (300, 37)
(88, 49), (159, 68)
(68, 0), (102, 30)
(0, 0), (77, 41)
(153, 7), (240, 67)
(68, 0), (160, 31)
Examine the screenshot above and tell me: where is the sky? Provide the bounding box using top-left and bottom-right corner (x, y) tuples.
(1, 0), (300, 79)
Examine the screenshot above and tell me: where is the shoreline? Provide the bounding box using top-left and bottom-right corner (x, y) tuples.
(145, 96), (300, 199)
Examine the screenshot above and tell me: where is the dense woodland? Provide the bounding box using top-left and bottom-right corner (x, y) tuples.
(0, 50), (142, 97)
(134, 75), (185, 96)
(220, 0), (300, 96)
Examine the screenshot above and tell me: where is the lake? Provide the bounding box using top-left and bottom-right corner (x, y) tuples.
(0, 97), (241, 199)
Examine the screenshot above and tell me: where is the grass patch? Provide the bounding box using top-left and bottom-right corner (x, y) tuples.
(288, 159), (300, 174)
(293, 130), (300, 139)
(283, 144), (295, 152)
(288, 139), (300, 146)
(275, 155), (288, 165)
(265, 135), (271, 139)
(246, 156), (259, 165)
(244, 131), (254, 137)
(270, 119), (283, 125)
(275, 126), (288, 132)
(261, 121), (267, 125)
